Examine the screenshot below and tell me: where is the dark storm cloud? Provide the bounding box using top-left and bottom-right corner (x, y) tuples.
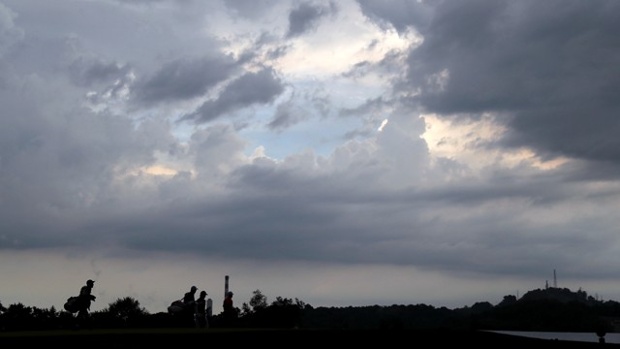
(133, 55), (239, 105)
(182, 67), (285, 124)
(286, 1), (337, 38)
(360, 0), (620, 167)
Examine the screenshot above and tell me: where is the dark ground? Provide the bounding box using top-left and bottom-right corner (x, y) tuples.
(0, 328), (618, 348)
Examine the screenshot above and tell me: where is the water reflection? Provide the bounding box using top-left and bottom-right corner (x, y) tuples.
(488, 330), (620, 344)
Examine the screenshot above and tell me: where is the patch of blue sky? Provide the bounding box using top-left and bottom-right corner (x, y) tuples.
(241, 121), (352, 161)
(240, 80), (383, 160)
(240, 107), (363, 161)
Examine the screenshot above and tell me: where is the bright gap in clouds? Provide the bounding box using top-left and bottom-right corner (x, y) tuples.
(84, 1), (420, 178)
(237, 13), (416, 160)
(278, 26), (415, 78)
(152, 2), (418, 164)
(421, 114), (568, 171)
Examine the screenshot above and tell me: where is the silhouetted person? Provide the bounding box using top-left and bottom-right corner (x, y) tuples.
(195, 290), (209, 328)
(181, 285), (198, 326)
(77, 279), (96, 319)
(222, 291), (236, 326)
(184, 285), (198, 306)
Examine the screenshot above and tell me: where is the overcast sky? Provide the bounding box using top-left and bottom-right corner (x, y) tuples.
(2, 0), (620, 314)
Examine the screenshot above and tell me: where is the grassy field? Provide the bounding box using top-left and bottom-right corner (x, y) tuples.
(1, 328), (618, 348)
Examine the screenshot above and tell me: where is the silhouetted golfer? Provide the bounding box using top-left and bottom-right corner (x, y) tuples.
(77, 279), (96, 318)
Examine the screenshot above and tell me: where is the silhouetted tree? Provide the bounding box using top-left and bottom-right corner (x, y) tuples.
(93, 297), (149, 328)
(109, 297), (148, 317)
(257, 296), (306, 328)
(249, 289), (268, 311)
(1, 303), (34, 331)
(241, 289), (268, 317)
(497, 295), (517, 307)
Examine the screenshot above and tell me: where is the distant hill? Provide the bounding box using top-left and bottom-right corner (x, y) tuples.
(519, 287), (594, 304)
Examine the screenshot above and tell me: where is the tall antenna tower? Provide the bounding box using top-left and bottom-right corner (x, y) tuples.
(553, 269), (557, 288)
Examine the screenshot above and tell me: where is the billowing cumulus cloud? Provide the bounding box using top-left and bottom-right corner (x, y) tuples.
(360, 0), (620, 169)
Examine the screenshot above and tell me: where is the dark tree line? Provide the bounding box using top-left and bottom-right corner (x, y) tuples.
(2, 287), (620, 333)
(0, 289), (309, 331)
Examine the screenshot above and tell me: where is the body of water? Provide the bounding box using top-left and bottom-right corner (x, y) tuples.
(488, 330), (620, 344)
